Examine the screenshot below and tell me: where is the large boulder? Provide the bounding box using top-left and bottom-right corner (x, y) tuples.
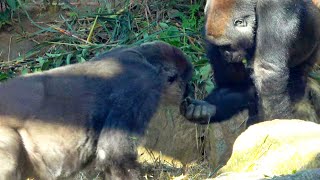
(216, 120), (320, 178)
(214, 169), (320, 180)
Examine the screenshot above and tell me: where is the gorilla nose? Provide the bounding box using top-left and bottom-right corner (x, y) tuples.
(223, 50), (244, 62)
(224, 50), (234, 61)
(224, 51), (232, 59)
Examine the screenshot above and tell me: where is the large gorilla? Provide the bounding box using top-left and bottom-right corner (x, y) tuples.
(0, 41), (193, 179)
(181, 0), (320, 124)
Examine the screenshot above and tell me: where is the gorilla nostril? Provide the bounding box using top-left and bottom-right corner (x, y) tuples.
(224, 51), (231, 58)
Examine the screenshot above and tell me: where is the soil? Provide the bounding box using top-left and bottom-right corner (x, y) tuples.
(0, 0), (112, 62)
(0, 6), (59, 62)
(0, 20), (36, 62)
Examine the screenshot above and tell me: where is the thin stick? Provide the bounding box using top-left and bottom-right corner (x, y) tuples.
(86, 9), (101, 43)
(7, 36), (13, 62)
(50, 25), (93, 45)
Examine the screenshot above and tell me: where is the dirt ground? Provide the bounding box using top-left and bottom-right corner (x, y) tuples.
(0, 0), (116, 62)
(0, 5), (61, 62)
(0, 19), (36, 62)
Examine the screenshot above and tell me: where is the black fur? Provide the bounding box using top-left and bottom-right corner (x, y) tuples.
(0, 41), (193, 179)
(181, 0), (320, 124)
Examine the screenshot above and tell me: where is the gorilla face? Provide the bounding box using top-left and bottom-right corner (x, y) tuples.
(205, 0), (257, 63)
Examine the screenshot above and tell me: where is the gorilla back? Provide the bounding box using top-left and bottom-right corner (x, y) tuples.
(0, 41), (193, 179)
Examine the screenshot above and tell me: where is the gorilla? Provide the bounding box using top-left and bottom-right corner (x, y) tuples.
(181, 0), (320, 124)
(0, 41), (193, 179)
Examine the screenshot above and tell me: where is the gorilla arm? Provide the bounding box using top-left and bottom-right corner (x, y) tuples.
(253, 0), (320, 120)
(180, 86), (256, 124)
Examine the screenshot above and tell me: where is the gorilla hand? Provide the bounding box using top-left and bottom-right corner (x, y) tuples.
(180, 97), (216, 124)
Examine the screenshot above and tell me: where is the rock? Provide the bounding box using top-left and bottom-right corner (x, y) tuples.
(139, 105), (203, 166)
(214, 169), (320, 180)
(270, 169), (320, 180)
(217, 120), (320, 177)
(213, 172), (268, 180)
(204, 110), (249, 168)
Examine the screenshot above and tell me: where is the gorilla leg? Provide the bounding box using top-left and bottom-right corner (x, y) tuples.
(253, 61), (291, 120)
(96, 129), (140, 180)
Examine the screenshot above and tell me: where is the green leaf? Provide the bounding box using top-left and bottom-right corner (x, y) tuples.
(0, 73), (9, 81)
(310, 72), (320, 81)
(36, 57), (45, 67)
(205, 80), (215, 93)
(81, 49), (88, 57)
(199, 64), (212, 80)
(6, 0), (17, 10)
(80, 57), (86, 63)
(46, 53), (62, 58)
(66, 54), (72, 65)
(41, 61), (51, 71)
(55, 59), (63, 67)
(21, 68), (29, 75)
(159, 22), (169, 29)
(76, 55), (86, 63)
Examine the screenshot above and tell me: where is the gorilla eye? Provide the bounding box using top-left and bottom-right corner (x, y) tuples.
(168, 74), (178, 83)
(234, 18), (247, 27)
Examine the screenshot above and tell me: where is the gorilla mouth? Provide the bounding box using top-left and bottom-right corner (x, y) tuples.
(218, 46), (246, 63)
(223, 50), (246, 63)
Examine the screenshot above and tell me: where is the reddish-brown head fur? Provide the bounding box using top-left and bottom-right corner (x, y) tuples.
(312, 0), (320, 8)
(205, 0), (236, 38)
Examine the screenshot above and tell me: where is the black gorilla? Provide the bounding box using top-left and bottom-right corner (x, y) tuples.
(181, 0), (320, 124)
(0, 41), (193, 179)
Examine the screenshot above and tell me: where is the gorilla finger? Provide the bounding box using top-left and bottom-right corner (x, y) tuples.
(179, 100), (188, 115)
(207, 104), (217, 117)
(185, 104), (195, 119)
(185, 97), (193, 105)
(201, 105), (209, 118)
(193, 105), (202, 119)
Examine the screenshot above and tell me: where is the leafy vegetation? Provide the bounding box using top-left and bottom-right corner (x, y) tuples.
(0, 0), (18, 27)
(0, 0), (214, 97)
